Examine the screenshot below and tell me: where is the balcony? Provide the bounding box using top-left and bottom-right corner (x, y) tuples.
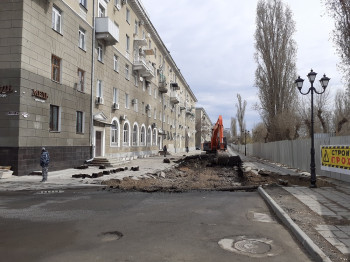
(158, 75), (168, 93)
(170, 82), (180, 90)
(95, 17), (119, 45)
(133, 57), (155, 79)
(170, 92), (180, 104)
(185, 107), (193, 115)
(133, 37), (147, 47)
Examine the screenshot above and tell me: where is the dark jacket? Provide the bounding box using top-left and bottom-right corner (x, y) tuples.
(40, 151), (50, 167)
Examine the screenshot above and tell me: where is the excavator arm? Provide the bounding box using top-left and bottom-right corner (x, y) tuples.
(210, 115), (225, 151)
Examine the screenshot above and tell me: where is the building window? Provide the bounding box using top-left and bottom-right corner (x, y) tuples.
(154, 88), (157, 99)
(123, 123), (129, 146)
(113, 87), (118, 103)
(154, 48), (157, 58)
(79, 27), (86, 50)
(111, 120), (119, 146)
(126, 34), (130, 52)
(125, 66), (130, 80)
(154, 109), (157, 120)
(132, 124), (138, 146)
(126, 8), (130, 23)
(142, 80), (146, 91)
(148, 84), (152, 96)
(50, 105), (60, 132)
(140, 126), (146, 146)
(133, 99), (138, 112)
(113, 55), (119, 72)
(97, 44), (103, 62)
(79, 0), (87, 8)
(153, 128), (157, 145)
(97, 80), (102, 97)
(134, 20), (138, 35)
(51, 55), (61, 83)
(125, 93), (129, 109)
(76, 111), (84, 134)
(134, 72), (138, 86)
(77, 69), (85, 92)
(52, 6), (62, 33)
(147, 127), (151, 146)
(98, 3), (105, 17)
(141, 102), (145, 114)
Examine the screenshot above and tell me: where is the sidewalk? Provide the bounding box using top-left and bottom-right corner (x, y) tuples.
(239, 152), (350, 262)
(0, 151), (200, 192)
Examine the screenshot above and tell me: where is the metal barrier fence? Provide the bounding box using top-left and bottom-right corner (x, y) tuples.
(232, 136), (350, 182)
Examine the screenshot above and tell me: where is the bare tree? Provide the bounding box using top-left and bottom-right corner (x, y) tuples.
(333, 89), (350, 135)
(299, 88), (332, 136)
(324, 0), (350, 90)
(235, 94), (247, 139)
(230, 117), (237, 137)
(254, 0), (299, 141)
(252, 122), (268, 143)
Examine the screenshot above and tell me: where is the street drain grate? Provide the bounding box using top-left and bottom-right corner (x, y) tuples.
(99, 231), (123, 242)
(36, 190), (64, 194)
(218, 235), (279, 258)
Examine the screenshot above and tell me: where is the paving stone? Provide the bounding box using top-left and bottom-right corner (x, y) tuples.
(339, 238), (350, 247)
(325, 236), (345, 246)
(333, 230), (349, 239)
(315, 225), (339, 231)
(335, 245), (350, 254)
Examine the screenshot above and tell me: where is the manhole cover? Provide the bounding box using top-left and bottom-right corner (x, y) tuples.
(99, 231), (123, 242)
(218, 235), (278, 258)
(234, 239), (271, 254)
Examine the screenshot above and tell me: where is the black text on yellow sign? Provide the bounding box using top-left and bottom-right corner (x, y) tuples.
(321, 146), (350, 170)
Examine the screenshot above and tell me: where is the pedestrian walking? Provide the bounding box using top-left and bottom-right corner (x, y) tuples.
(163, 145), (167, 157)
(186, 146), (189, 153)
(40, 147), (50, 182)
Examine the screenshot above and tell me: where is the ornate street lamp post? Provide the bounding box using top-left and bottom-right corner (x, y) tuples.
(295, 69), (330, 188)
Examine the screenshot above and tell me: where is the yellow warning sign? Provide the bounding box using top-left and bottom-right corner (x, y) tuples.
(321, 146), (350, 170)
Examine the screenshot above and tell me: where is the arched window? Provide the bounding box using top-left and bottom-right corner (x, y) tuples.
(123, 122), (129, 146)
(111, 120), (119, 146)
(147, 127), (152, 145)
(152, 128), (157, 145)
(140, 126), (146, 146)
(132, 124), (138, 146)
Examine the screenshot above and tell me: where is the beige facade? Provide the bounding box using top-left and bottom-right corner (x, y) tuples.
(195, 107), (212, 149)
(0, 0), (197, 175)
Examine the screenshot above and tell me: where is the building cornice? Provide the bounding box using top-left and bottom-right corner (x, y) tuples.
(129, 0), (197, 102)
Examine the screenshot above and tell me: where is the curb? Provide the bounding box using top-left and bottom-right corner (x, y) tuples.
(258, 186), (332, 262)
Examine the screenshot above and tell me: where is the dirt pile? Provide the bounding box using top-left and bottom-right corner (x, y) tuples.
(102, 154), (333, 192)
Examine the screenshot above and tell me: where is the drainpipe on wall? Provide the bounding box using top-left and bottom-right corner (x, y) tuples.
(90, 0), (96, 159)
(174, 103), (177, 153)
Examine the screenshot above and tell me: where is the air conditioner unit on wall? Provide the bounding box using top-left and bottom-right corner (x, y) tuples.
(95, 97), (103, 105)
(122, 0), (127, 5)
(112, 103), (119, 110)
(120, 114), (127, 121)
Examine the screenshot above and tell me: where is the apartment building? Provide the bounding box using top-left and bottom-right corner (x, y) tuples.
(195, 107), (212, 150)
(0, 0), (197, 176)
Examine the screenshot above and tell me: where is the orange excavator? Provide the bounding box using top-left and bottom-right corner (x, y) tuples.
(203, 115), (227, 152)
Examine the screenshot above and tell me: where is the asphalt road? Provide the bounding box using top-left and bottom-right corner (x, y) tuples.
(0, 189), (313, 262)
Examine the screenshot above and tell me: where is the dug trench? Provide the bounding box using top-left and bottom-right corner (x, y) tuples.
(101, 154), (333, 192)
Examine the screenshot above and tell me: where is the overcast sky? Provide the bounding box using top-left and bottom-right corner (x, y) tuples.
(141, 0), (344, 131)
